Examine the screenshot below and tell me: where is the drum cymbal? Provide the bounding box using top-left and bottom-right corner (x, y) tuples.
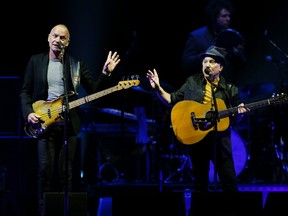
(215, 28), (245, 53)
(239, 82), (275, 103)
(96, 107), (156, 123)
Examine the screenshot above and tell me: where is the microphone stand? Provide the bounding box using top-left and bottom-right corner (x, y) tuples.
(210, 81), (220, 191)
(265, 30), (288, 91)
(60, 48), (70, 216)
(265, 28), (288, 60)
(190, 75), (220, 191)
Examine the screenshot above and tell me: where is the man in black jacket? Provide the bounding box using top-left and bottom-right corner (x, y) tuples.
(147, 45), (249, 192)
(20, 24), (120, 216)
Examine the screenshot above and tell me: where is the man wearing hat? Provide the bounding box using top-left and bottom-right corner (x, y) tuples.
(146, 45), (248, 192)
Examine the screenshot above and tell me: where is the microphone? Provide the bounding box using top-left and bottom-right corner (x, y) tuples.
(265, 55), (285, 64)
(58, 42), (65, 49)
(204, 67), (212, 75)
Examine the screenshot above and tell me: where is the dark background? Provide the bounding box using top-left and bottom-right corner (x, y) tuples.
(2, 0), (288, 87)
(1, 0), (288, 214)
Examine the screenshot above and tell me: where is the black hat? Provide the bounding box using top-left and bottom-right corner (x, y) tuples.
(201, 46), (226, 64)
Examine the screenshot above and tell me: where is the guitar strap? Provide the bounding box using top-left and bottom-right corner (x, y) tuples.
(69, 57), (80, 94)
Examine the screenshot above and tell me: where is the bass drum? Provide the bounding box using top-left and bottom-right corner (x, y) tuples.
(209, 128), (247, 182)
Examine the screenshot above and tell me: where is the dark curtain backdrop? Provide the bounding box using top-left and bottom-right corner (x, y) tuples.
(2, 0), (287, 89)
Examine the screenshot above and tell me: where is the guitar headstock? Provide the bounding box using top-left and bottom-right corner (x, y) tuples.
(270, 93), (288, 105)
(117, 76), (140, 89)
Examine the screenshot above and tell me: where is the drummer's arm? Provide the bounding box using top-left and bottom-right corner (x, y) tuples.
(233, 44), (246, 61)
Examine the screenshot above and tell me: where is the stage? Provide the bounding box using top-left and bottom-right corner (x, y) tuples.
(86, 180), (288, 216)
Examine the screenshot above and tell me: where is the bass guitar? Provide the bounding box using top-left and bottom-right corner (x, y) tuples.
(171, 93), (288, 145)
(24, 79), (140, 138)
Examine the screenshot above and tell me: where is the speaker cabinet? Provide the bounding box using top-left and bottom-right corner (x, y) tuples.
(112, 192), (186, 216)
(263, 192), (288, 216)
(44, 192), (87, 216)
(190, 192), (263, 216)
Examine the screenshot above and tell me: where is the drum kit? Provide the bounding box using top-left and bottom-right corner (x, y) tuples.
(81, 77), (175, 182)
(160, 127), (248, 184)
(236, 82), (288, 183)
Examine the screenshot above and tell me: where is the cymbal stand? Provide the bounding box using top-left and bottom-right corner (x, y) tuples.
(164, 154), (194, 183)
(266, 28), (288, 183)
(272, 121), (288, 183)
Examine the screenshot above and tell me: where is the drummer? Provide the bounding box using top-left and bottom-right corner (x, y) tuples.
(181, 0), (247, 85)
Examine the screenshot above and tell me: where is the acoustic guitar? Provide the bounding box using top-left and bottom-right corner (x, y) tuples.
(171, 93), (288, 145)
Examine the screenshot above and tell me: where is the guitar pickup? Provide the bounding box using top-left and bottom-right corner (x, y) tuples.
(191, 112), (199, 130)
(191, 112), (211, 130)
(47, 109), (51, 119)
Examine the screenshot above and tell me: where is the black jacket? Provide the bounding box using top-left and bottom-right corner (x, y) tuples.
(170, 73), (242, 132)
(20, 52), (109, 134)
